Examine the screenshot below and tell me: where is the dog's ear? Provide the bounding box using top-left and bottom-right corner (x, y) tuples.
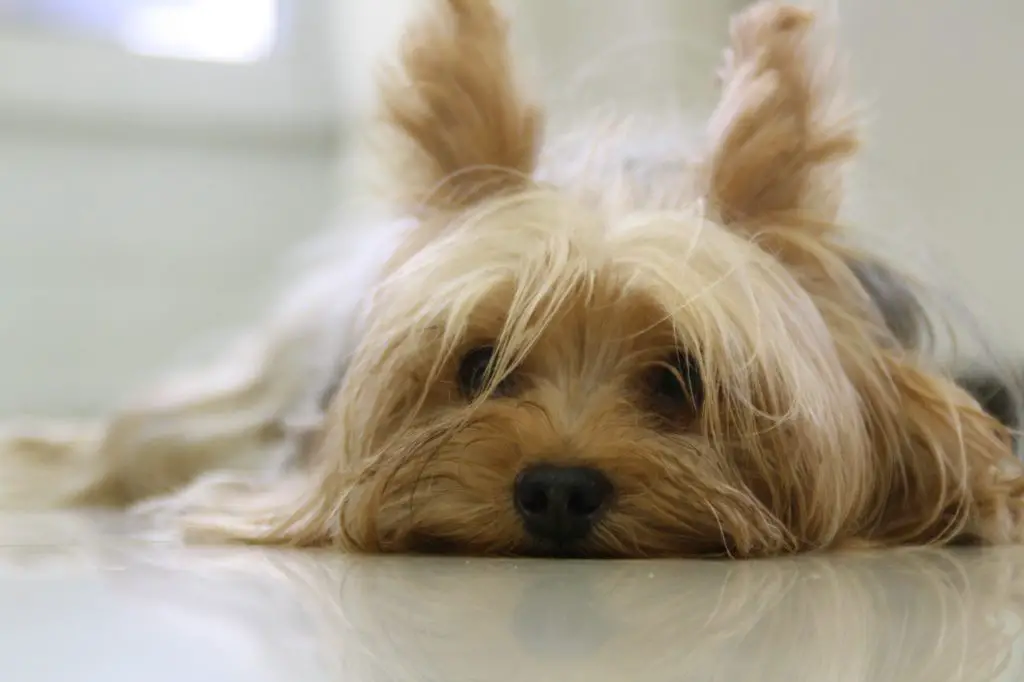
(702, 2), (857, 226)
(859, 353), (1024, 546)
(376, 0), (543, 213)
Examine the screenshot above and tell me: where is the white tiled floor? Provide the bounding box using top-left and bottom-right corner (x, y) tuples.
(1, 511), (1022, 682)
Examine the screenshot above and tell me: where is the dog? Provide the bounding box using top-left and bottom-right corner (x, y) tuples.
(1, 0), (1022, 558)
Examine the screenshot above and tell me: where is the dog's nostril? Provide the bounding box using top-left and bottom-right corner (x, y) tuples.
(513, 464), (613, 545)
(566, 488), (601, 517)
(518, 483), (549, 515)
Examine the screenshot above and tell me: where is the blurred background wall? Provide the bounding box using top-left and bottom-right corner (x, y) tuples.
(0, 0), (1019, 417)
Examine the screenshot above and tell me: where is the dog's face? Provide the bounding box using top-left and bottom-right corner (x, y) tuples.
(289, 0), (1020, 558)
(330, 194), (871, 557)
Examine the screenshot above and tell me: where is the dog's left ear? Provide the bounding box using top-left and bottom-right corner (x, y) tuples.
(376, 0), (543, 213)
(702, 2), (857, 226)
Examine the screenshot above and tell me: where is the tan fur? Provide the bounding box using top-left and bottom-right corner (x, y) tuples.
(2, 0), (1022, 558)
(704, 3), (857, 225)
(376, 0), (543, 214)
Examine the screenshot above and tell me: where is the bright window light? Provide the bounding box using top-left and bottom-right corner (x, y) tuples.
(0, 0), (280, 64)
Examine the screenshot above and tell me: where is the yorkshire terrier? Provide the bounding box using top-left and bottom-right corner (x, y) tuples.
(2, 0), (1023, 558)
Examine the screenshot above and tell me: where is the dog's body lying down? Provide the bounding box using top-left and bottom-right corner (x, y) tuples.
(2, 0), (1023, 557)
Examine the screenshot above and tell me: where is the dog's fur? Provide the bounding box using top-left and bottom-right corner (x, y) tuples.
(2, 0), (1023, 558)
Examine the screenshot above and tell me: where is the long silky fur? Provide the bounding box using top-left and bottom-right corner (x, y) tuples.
(0, 0), (1022, 557)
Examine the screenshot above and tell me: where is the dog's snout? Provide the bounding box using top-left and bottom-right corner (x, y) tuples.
(514, 465), (613, 545)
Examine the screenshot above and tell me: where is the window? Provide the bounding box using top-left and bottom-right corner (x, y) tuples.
(0, 0), (280, 64)
(0, 0), (334, 137)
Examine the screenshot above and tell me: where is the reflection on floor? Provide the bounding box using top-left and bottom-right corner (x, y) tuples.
(1, 511), (1022, 682)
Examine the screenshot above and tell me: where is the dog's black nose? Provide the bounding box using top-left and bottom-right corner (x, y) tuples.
(514, 465), (613, 545)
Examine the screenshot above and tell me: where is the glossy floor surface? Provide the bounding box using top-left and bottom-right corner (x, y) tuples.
(1, 512), (1022, 682)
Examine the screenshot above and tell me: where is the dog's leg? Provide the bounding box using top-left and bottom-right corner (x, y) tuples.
(0, 419), (110, 508)
(0, 241), (369, 510)
(0, 348), (327, 510)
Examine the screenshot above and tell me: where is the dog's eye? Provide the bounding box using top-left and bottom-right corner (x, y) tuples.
(647, 352), (704, 416)
(457, 345), (517, 399)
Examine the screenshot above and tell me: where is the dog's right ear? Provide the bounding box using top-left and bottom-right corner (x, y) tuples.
(702, 2), (857, 227)
(376, 0), (543, 213)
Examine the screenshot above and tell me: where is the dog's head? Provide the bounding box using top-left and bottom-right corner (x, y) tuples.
(333, 190), (876, 557)
(302, 0), (1020, 558)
